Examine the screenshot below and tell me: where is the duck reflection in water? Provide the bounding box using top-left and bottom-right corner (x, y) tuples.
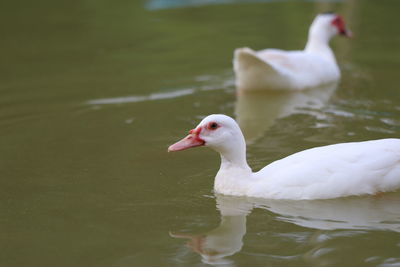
(235, 82), (337, 143)
(171, 193), (400, 265)
(170, 196), (251, 265)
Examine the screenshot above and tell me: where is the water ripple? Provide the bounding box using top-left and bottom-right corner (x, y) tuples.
(146, 0), (342, 10)
(86, 72), (234, 105)
(87, 88), (196, 105)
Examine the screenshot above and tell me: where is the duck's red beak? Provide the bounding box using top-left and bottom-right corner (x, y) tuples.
(168, 128), (205, 152)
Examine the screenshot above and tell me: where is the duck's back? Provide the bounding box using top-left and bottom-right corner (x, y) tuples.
(234, 47), (340, 90)
(252, 139), (400, 199)
(256, 49), (340, 87)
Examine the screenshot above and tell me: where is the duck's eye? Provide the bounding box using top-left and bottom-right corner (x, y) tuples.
(208, 122), (219, 130)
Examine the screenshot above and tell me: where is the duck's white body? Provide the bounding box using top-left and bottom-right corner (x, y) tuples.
(216, 139), (400, 199)
(169, 114), (400, 200)
(233, 13), (351, 91)
(234, 48), (340, 90)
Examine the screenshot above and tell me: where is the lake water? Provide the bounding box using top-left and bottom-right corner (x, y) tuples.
(1, 0), (400, 266)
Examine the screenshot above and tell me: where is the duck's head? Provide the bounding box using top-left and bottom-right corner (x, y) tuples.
(168, 114), (246, 157)
(310, 12), (352, 39)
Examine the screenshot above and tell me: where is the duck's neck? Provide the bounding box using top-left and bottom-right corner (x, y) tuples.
(218, 136), (250, 171)
(304, 27), (336, 63)
(213, 133), (253, 195)
(220, 150), (249, 171)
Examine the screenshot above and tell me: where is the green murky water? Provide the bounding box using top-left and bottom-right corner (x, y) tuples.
(1, 0), (400, 266)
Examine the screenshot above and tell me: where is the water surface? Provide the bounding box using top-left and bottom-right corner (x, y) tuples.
(1, 0), (400, 266)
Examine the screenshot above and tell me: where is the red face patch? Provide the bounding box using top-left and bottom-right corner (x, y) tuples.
(189, 127), (202, 135)
(188, 127), (204, 143)
(331, 15), (347, 35)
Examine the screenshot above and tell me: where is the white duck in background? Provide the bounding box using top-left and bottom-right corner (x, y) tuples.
(168, 114), (400, 200)
(233, 13), (351, 91)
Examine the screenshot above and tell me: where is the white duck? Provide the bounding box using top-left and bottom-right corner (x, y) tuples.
(233, 13), (351, 91)
(168, 114), (400, 200)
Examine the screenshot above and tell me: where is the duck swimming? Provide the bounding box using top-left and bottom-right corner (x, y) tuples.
(168, 114), (400, 200)
(233, 13), (351, 91)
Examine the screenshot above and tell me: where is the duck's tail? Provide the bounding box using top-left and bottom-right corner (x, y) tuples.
(233, 47), (289, 91)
